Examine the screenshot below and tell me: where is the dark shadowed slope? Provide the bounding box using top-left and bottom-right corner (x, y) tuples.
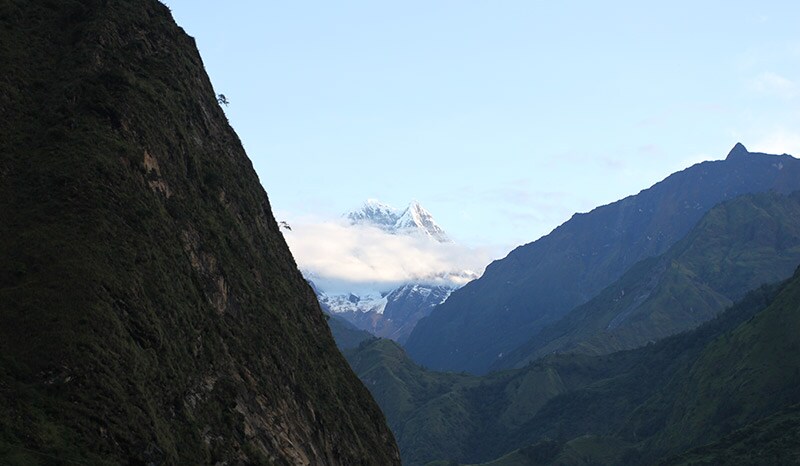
(495, 190), (800, 370)
(345, 338), (476, 465)
(328, 313), (375, 350)
(406, 143), (800, 374)
(0, 1), (399, 464)
(656, 403), (800, 466)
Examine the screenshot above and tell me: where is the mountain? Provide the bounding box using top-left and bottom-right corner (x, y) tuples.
(382, 284), (455, 343)
(319, 284), (454, 344)
(405, 144), (800, 374)
(347, 198), (450, 242)
(344, 338), (476, 465)
(313, 199), (471, 343)
(347, 266), (800, 465)
(0, 2), (399, 464)
(326, 313), (375, 350)
(493, 190), (800, 370)
(656, 403), (800, 466)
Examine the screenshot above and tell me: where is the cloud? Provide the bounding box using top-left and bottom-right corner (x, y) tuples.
(750, 72), (798, 99)
(282, 219), (494, 293)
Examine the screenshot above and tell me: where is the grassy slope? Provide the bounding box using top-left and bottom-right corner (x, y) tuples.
(345, 339), (476, 465)
(499, 191), (800, 369)
(348, 339), (640, 465)
(656, 404), (800, 466)
(0, 1), (399, 464)
(643, 251), (800, 453)
(350, 267), (799, 465)
(491, 266), (800, 465)
(469, 436), (629, 466)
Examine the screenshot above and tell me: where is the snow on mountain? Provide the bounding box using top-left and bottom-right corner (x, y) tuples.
(316, 282), (457, 344)
(304, 199), (474, 343)
(346, 199), (400, 229)
(345, 199), (451, 243)
(393, 201), (450, 242)
(318, 291), (389, 315)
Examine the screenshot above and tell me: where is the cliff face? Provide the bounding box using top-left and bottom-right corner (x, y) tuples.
(0, 1), (400, 464)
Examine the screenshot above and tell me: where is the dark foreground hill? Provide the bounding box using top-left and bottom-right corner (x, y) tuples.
(405, 143), (800, 374)
(0, 1), (399, 464)
(348, 265), (800, 465)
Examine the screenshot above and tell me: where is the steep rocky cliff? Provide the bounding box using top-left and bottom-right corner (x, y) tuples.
(0, 1), (400, 464)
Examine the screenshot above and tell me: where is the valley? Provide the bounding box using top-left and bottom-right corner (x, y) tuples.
(3, 1), (799, 465)
(337, 146), (800, 465)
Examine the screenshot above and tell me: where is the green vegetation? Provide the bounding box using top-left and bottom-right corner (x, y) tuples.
(345, 338), (475, 464)
(349, 266), (800, 465)
(658, 404), (800, 465)
(0, 1), (398, 464)
(468, 436), (630, 466)
(498, 191), (800, 369)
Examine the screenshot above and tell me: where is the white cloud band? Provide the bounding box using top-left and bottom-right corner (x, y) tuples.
(282, 219), (492, 293)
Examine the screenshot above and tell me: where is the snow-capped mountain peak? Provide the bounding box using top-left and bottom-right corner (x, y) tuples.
(394, 200), (450, 243)
(307, 199), (485, 344)
(345, 199), (450, 242)
(346, 199), (400, 227)
(315, 282), (457, 344)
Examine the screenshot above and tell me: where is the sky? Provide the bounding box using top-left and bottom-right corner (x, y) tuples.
(163, 1), (800, 289)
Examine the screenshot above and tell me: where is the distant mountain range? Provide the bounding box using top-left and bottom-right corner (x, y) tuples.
(310, 200), (475, 343)
(318, 283), (454, 344)
(405, 144), (800, 374)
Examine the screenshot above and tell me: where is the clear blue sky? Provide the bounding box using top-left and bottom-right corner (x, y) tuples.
(164, 0), (800, 252)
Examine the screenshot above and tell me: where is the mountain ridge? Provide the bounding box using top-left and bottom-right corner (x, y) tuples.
(405, 144), (800, 374)
(493, 190), (800, 370)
